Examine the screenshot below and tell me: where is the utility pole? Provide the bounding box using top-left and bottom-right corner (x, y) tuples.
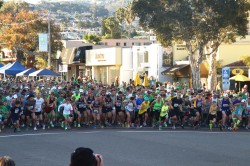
(48, 10), (51, 69)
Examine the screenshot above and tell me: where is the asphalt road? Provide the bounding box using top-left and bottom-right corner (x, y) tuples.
(0, 128), (250, 166)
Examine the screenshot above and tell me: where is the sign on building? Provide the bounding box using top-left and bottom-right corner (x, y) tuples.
(162, 46), (173, 67)
(222, 67), (230, 90)
(59, 64), (68, 72)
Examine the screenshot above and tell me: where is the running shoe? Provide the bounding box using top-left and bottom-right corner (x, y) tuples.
(181, 125), (184, 129)
(78, 124), (81, 128)
(65, 127), (68, 130)
(17, 128), (21, 132)
(61, 122), (65, 128)
(143, 122), (147, 127)
(164, 122), (167, 127)
(50, 122), (54, 128)
(159, 125), (162, 131)
(43, 125), (45, 130)
(34, 127), (37, 131)
(172, 126), (176, 130)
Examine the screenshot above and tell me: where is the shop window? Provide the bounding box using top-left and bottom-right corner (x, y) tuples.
(124, 42), (127, 46)
(116, 42), (120, 46)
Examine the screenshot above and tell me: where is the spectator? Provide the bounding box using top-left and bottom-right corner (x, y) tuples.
(0, 156), (15, 166)
(70, 147), (103, 166)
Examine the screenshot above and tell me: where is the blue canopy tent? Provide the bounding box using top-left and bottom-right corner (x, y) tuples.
(0, 64), (4, 68)
(2, 61), (26, 76)
(16, 68), (36, 77)
(29, 69), (60, 77)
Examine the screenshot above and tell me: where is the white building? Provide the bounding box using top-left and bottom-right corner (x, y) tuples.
(86, 44), (173, 85)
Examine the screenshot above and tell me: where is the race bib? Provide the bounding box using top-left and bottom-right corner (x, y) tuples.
(137, 105), (142, 110)
(174, 104), (179, 107)
(15, 108), (19, 114)
(29, 106), (33, 109)
(197, 103), (201, 107)
(116, 102), (121, 107)
(79, 104), (85, 108)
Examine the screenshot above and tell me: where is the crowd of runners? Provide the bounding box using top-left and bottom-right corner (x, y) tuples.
(0, 78), (249, 133)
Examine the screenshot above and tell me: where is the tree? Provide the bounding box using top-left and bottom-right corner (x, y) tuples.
(116, 3), (135, 38)
(0, 3), (63, 67)
(132, 0), (250, 89)
(83, 34), (101, 45)
(102, 17), (121, 39)
(242, 55), (250, 68)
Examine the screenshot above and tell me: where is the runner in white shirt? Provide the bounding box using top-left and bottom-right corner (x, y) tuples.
(58, 98), (73, 130)
(35, 93), (45, 130)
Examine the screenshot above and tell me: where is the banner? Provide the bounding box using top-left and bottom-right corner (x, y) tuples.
(39, 33), (48, 52)
(222, 67), (230, 90)
(162, 46), (173, 67)
(59, 64), (68, 72)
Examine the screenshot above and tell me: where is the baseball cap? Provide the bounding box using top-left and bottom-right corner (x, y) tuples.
(223, 94), (228, 98)
(144, 97), (149, 101)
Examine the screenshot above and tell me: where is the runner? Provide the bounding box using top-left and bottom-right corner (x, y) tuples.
(75, 94), (87, 127)
(150, 95), (163, 128)
(90, 95), (101, 128)
(232, 96), (244, 131)
(159, 100), (170, 130)
(45, 93), (57, 128)
(10, 100), (22, 132)
(102, 93), (113, 127)
(124, 96), (136, 128)
(34, 93), (45, 130)
(58, 98), (73, 130)
(115, 91), (124, 127)
(24, 94), (36, 131)
(245, 97), (250, 130)
(170, 93), (183, 129)
(208, 101), (218, 131)
(135, 94), (144, 128)
(220, 93), (231, 130)
(138, 97), (150, 128)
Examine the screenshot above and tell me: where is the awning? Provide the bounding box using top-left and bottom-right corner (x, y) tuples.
(161, 64), (189, 75)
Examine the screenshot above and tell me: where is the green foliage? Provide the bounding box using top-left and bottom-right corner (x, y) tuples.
(0, 2), (63, 66)
(102, 16), (122, 39)
(78, 20), (100, 29)
(83, 34), (101, 45)
(132, 0), (250, 49)
(242, 55), (250, 68)
(0, 1), (3, 9)
(132, 0), (250, 88)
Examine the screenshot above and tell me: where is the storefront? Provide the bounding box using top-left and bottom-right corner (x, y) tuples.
(86, 47), (122, 85)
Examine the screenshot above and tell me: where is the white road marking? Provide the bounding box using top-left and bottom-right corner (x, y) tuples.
(0, 131), (102, 138)
(117, 130), (236, 134)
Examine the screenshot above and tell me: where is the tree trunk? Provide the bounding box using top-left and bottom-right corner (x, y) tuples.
(207, 52), (217, 91)
(187, 42), (202, 90)
(190, 57), (201, 90)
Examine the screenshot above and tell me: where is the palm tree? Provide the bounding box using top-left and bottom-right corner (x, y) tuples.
(124, 2), (135, 38)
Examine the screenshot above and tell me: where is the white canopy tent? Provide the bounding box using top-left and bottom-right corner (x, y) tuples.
(0, 63), (11, 74)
